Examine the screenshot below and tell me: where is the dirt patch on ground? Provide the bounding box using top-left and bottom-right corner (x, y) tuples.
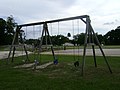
(14, 63), (35, 68)
(14, 62), (53, 70)
(33, 62), (53, 69)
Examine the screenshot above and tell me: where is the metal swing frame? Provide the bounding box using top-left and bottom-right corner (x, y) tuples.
(8, 15), (112, 75)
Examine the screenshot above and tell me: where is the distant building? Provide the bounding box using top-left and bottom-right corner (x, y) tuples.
(63, 43), (74, 46)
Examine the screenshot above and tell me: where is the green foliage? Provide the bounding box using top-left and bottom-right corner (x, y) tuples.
(72, 33), (104, 45)
(1, 15), (120, 46)
(0, 15), (17, 45)
(67, 33), (71, 37)
(25, 35), (69, 46)
(73, 33), (85, 45)
(104, 26), (120, 45)
(51, 35), (69, 46)
(6, 15), (17, 34)
(21, 25), (120, 45)
(0, 18), (6, 45)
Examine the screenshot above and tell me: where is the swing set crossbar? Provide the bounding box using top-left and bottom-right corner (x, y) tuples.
(19, 15), (89, 27)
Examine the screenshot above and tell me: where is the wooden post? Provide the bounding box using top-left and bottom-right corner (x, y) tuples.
(45, 23), (56, 61)
(19, 32), (29, 62)
(38, 23), (56, 62)
(8, 26), (29, 63)
(92, 45), (97, 67)
(90, 24), (97, 67)
(90, 24), (112, 73)
(81, 17), (89, 76)
(23, 45), (29, 62)
(7, 26), (20, 63)
(11, 46), (16, 62)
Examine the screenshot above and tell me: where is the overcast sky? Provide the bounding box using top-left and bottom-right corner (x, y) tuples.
(0, 0), (120, 36)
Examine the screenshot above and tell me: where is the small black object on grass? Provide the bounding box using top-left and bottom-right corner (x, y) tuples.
(33, 60), (39, 70)
(74, 61), (79, 67)
(54, 59), (58, 65)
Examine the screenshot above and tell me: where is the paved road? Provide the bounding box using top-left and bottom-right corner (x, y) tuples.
(0, 51), (31, 60)
(0, 49), (120, 60)
(42, 49), (120, 56)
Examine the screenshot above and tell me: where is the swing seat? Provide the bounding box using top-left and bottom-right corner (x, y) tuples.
(74, 61), (79, 67)
(34, 60), (39, 65)
(53, 59), (58, 65)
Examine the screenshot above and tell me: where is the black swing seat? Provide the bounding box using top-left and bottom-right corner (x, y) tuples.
(53, 59), (58, 65)
(74, 61), (79, 67)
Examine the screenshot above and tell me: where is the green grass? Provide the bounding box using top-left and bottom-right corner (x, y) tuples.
(0, 54), (120, 90)
(0, 45), (10, 51)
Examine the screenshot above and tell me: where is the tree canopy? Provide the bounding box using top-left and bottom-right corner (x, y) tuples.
(0, 18), (6, 45)
(104, 26), (120, 45)
(0, 15), (17, 45)
(0, 16), (120, 45)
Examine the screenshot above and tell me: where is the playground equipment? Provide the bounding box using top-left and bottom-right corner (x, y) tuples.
(8, 15), (112, 75)
(7, 27), (29, 63)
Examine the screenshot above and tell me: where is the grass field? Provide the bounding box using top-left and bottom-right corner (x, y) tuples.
(0, 54), (120, 90)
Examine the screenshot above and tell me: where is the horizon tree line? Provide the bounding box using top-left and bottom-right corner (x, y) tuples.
(0, 16), (120, 45)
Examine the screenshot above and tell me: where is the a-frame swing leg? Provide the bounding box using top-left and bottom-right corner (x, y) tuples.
(7, 27), (18, 63)
(81, 44), (87, 76)
(23, 45), (29, 62)
(45, 23), (56, 61)
(81, 18), (89, 76)
(88, 21), (97, 67)
(38, 23), (57, 63)
(11, 46), (16, 62)
(8, 26), (29, 63)
(90, 29), (97, 67)
(51, 46), (56, 60)
(19, 34), (29, 62)
(45, 24), (57, 61)
(92, 45), (97, 67)
(38, 25), (45, 63)
(7, 45), (13, 63)
(90, 24), (112, 73)
(81, 17), (98, 76)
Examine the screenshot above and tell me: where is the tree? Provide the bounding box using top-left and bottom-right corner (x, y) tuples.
(78, 33), (85, 45)
(104, 26), (120, 45)
(72, 33), (85, 45)
(6, 15), (17, 34)
(72, 34), (79, 46)
(94, 33), (104, 45)
(72, 33), (104, 46)
(0, 18), (6, 45)
(67, 33), (71, 37)
(5, 15), (17, 45)
(51, 35), (69, 46)
(0, 15), (17, 45)
(113, 26), (120, 45)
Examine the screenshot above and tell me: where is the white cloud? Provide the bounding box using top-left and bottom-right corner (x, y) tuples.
(0, 0), (120, 35)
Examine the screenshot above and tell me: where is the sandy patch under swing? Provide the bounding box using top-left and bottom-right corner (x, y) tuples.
(14, 61), (53, 69)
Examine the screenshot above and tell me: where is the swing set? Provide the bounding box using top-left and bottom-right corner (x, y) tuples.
(7, 15), (112, 75)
